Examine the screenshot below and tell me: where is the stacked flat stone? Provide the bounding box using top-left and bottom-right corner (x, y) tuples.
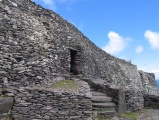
(11, 83), (92, 120)
(0, 0), (159, 119)
(0, 0), (144, 90)
(83, 78), (145, 112)
(139, 71), (157, 87)
(125, 88), (144, 111)
(144, 95), (159, 109)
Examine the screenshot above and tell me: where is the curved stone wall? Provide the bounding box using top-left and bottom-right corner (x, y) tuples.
(0, 0), (142, 88)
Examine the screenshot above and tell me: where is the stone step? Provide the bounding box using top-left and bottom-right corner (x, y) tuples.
(92, 102), (116, 108)
(91, 90), (117, 118)
(92, 96), (112, 103)
(92, 106), (115, 111)
(91, 91), (107, 96)
(97, 111), (116, 116)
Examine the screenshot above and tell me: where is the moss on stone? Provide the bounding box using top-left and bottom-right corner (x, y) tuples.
(51, 80), (79, 90)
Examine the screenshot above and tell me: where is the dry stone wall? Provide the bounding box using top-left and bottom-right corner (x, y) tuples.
(11, 87), (92, 120)
(0, 0), (159, 118)
(0, 0), (143, 89)
(144, 95), (159, 109)
(83, 78), (144, 112)
(139, 71), (159, 107)
(139, 71), (157, 87)
(125, 88), (144, 111)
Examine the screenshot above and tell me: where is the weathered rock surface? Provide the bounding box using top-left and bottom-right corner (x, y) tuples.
(11, 80), (92, 120)
(0, 0), (142, 89)
(118, 88), (126, 114)
(139, 70), (157, 87)
(0, 97), (13, 114)
(91, 89), (116, 119)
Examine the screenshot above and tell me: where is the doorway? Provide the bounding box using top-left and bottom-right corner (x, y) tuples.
(70, 49), (78, 75)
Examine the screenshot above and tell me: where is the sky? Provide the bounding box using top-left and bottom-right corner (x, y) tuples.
(33, 0), (159, 80)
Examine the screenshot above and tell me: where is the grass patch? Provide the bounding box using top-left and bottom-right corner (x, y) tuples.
(120, 112), (138, 120)
(92, 107), (105, 112)
(119, 109), (147, 120)
(51, 80), (79, 90)
(95, 116), (111, 120)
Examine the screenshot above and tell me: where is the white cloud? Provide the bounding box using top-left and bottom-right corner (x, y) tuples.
(56, 0), (77, 4)
(144, 30), (159, 49)
(33, 0), (57, 10)
(139, 67), (159, 80)
(42, 0), (53, 4)
(136, 45), (143, 53)
(155, 73), (159, 80)
(33, 0), (82, 11)
(102, 31), (130, 55)
(152, 70), (159, 80)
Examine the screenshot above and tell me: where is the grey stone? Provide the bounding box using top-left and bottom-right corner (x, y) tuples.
(0, 71), (7, 76)
(0, 97), (13, 114)
(12, 2), (18, 7)
(118, 87), (126, 114)
(0, 0), (159, 119)
(92, 96), (112, 102)
(92, 102), (116, 108)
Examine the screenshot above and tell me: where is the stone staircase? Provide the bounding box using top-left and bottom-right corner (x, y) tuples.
(91, 90), (116, 118)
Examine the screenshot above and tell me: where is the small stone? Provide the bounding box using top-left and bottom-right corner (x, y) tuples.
(44, 116), (50, 119)
(2, 77), (8, 84)
(37, 76), (43, 79)
(12, 2), (18, 7)
(0, 71), (7, 75)
(4, 6), (12, 14)
(0, 97), (13, 114)
(12, 25), (17, 29)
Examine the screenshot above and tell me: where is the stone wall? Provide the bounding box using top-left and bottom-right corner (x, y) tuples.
(144, 85), (159, 96)
(144, 95), (159, 109)
(0, 0), (159, 117)
(139, 71), (157, 87)
(83, 78), (144, 112)
(141, 71), (159, 109)
(6, 79), (92, 120)
(0, 85), (2, 96)
(11, 88), (92, 120)
(125, 88), (144, 111)
(0, 0), (143, 89)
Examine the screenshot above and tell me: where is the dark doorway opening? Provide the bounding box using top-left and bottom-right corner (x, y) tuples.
(70, 49), (78, 75)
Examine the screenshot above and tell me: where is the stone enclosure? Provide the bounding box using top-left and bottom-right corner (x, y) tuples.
(0, 0), (159, 119)
(11, 81), (92, 120)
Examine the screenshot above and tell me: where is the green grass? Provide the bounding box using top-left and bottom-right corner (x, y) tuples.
(119, 109), (147, 120)
(120, 112), (138, 120)
(51, 80), (79, 90)
(95, 116), (106, 120)
(95, 116), (111, 120)
(94, 109), (147, 120)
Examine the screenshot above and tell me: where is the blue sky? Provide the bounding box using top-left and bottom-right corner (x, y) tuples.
(33, 0), (159, 80)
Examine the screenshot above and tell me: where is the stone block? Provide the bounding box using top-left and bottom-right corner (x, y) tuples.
(118, 87), (126, 114)
(0, 97), (13, 114)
